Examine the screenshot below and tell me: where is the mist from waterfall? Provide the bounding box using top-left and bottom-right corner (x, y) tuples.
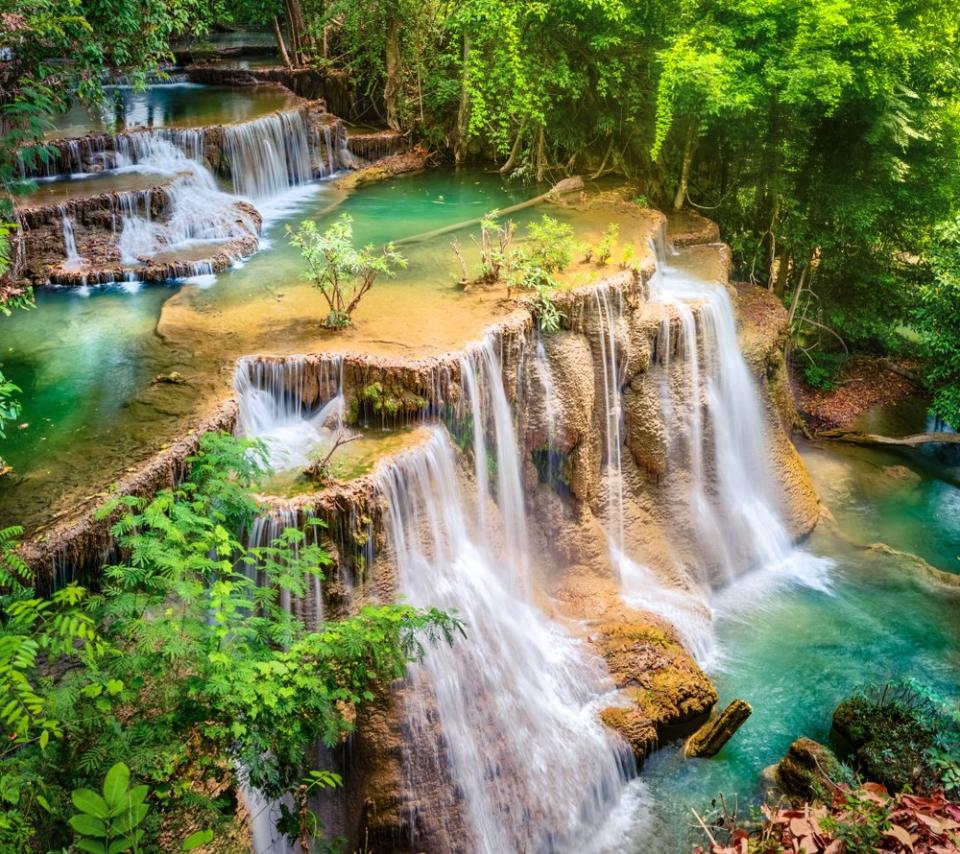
(378, 337), (646, 853)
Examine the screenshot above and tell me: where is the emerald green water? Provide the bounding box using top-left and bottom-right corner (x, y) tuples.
(49, 84), (303, 139)
(639, 440), (960, 852)
(0, 169), (534, 531)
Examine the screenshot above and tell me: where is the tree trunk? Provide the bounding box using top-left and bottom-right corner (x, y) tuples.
(384, 4), (402, 131)
(454, 33), (472, 164)
(272, 16), (292, 68)
(773, 247), (792, 298)
(817, 430), (960, 447)
(535, 125), (545, 183)
(285, 0), (310, 64)
(499, 118), (527, 175)
(673, 123), (698, 211)
(685, 699), (752, 758)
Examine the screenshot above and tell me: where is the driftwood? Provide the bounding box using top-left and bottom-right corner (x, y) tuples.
(685, 699), (752, 758)
(395, 176), (585, 247)
(817, 429), (960, 447)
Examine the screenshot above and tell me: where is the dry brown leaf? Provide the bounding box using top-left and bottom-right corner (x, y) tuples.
(917, 813), (947, 836)
(884, 824), (915, 851)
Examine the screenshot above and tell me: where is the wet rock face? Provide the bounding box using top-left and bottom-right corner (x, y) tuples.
(595, 613), (718, 760)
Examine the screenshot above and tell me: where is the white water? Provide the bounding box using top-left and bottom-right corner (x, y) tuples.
(620, 242), (830, 665)
(115, 135), (259, 264)
(223, 112), (313, 200)
(379, 337), (644, 853)
(593, 285), (628, 556)
(60, 214), (84, 269)
(233, 357), (347, 472)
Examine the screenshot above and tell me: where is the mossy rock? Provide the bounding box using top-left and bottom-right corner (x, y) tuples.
(832, 693), (938, 792)
(595, 616), (717, 760)
(775, 737), (846, 803)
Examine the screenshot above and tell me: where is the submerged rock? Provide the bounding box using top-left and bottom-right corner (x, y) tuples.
(684, 698), (752, 757)
(774, 737), (844, 802)
(595, 613), (717, 760)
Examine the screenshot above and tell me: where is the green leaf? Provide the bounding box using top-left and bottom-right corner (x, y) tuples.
(72, 788), (110, 819)
(108, 836), (138, 854)
(112, 802), (149, 834)
(103, 762), (130, 808)
(75, 840), (107, 854)
(69, 813), (107, 837)
(182, 829), (215, 850)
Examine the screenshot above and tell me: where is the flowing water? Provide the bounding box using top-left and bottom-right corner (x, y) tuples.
(0, 169), (537, 531)
(378, 382), (643, 853)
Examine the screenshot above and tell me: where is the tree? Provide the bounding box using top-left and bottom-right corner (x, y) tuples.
(916, 217), (960, 428)
(288, 213), (407, 328)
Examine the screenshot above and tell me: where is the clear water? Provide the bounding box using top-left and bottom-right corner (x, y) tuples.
(638, 469), (960, 852)
(48, 84), (303, 139)
(0, 169), (534, 530)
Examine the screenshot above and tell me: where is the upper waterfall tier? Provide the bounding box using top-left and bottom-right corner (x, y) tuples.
(12, 95), (350, 286)
(45, 83), (304, 140)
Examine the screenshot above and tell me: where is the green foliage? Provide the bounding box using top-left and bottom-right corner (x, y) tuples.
(820, 788), (891, 854)
(288, 214), (407, 329)
(803, 364), (838, 392)
(69, 763), (150, 854)
(532, 285), (563, 333)
(916, 217), (960, 427)
(595, 224), (619, 266)
(0, 432), (459, 849)
(524, 215), (576, 273)
(832, 681), (960, 795)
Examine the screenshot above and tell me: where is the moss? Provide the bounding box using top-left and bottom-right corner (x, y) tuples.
(832, 686), (943, 793)
(775, 737), (848, 803)
(594, 615), (717, 760)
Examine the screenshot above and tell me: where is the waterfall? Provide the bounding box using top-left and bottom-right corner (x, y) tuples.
(620, 241), (802, 661)
(593, 285), (627, 556)
(378, 338), (641, 853)
(223, 112), (312, 200)
(115, 135), (259, 265)
(233, 357), (346, 473)
(60, 213), (84, 269)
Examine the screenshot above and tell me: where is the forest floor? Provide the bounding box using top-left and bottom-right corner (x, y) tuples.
(795, 356), (923, 431)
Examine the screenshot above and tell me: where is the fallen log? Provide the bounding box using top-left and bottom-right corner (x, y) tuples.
(684, 699), (752, 758)
(817, 430), (960, 447)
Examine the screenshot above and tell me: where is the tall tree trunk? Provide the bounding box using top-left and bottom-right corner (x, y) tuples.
(454, 33), (472, 165)
(272, 16), (292, 68)
(673, 123), (698, 211)
(285, 0), (310, 64)
(384, 3), (402, 131)
(773, 248), (792, 298)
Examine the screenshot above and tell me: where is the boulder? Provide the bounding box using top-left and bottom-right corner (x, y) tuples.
(774, 737), (844, 802)
(596, 614), (717, 760)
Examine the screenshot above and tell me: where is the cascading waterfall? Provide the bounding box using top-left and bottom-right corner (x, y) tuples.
(620, 238), (822, 662)
(593, 285), (628, 557)
(115, 135), (259, 265)
(60, 213), (84, 269)
(379, 336), (642, 854)
(233, 356), (346, 472)
(223, 112), (312, 200)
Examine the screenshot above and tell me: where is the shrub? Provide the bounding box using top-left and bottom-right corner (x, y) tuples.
(288, 214), (406, 329)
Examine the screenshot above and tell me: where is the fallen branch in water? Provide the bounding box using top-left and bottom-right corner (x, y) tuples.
(817, 430), (960, 447)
